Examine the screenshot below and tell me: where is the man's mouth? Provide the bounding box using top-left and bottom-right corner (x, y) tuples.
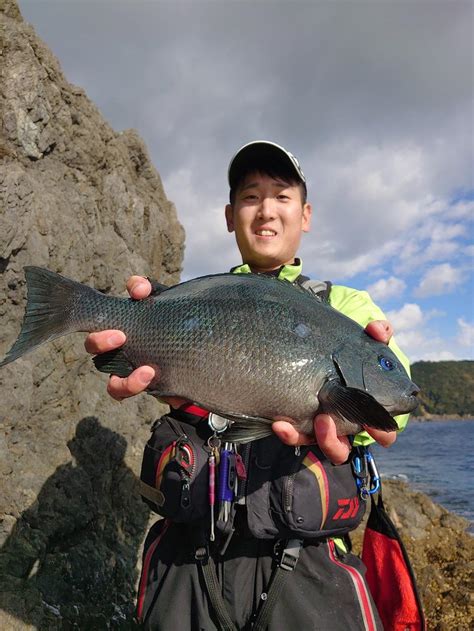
(255, 229), (277, 237)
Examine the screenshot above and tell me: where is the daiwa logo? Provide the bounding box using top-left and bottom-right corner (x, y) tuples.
(333, 497), (360, 520)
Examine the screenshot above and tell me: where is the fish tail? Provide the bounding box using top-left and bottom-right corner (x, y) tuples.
(0, 266), (104, 367)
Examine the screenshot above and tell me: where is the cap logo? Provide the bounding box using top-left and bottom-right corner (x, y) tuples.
(287, 151), (306, 182)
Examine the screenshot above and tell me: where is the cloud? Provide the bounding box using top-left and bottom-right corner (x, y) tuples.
(457, 318), (474, 349)
(387, 303), (424, 332)
(366, 276), (406, 302)
(414, 263), (465, 297)
(386, 303), (473, 362)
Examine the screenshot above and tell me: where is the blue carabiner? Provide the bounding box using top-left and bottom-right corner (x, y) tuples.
(352, 448), (370, 499)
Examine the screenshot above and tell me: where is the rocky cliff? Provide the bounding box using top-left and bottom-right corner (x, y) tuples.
(0, 1), (184, 628)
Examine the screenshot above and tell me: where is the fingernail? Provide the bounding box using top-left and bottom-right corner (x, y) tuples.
(139, 369), (154, 384)
(107, 333), (124, 345)
(131, 281), (146, 294)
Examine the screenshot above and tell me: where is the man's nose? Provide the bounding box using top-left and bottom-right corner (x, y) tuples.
(257, 197), (276, 219)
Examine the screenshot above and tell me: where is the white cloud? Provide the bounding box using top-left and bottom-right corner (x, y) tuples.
(163, 169), (241, 279)
(385, 303), (473, 362)
(395, 328), (458, 362)
(366, 276), (406, 302)
(387, 303), (424, 332)
(414, 263), (464, 297)
(296, 135), (472, 282)
(456, 318), (474, 350)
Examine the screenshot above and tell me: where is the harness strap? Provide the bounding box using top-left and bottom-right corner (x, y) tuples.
(195, 546), (238, 631)
(138, 479), (165, 507)
(251, 538), (304, 631)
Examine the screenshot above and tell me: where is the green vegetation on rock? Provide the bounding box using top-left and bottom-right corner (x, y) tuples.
(411, 360), (474, 417)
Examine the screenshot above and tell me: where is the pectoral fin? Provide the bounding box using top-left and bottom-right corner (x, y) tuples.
(319, 381), (398, 432)
(93, 349), (135, 377)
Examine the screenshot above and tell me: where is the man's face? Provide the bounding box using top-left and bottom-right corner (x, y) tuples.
(225, 172), (312, 271)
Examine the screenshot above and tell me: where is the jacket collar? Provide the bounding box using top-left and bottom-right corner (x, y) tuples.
(230, 258), (303, 283)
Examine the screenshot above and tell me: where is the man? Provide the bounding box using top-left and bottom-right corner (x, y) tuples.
(86, 141), (410, 629)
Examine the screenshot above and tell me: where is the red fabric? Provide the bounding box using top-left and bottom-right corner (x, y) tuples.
(362, 526), (424, 631)
(180, 403), (209, 417)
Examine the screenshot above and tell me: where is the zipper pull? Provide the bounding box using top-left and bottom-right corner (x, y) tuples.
(181, 480), (191, 509)
(235, 453), (247, 480)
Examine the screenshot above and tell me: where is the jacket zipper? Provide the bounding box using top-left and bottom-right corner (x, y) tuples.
(283, 450), (306, 513)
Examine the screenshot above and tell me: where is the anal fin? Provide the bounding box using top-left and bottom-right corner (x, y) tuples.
(219, 412), (274, 444)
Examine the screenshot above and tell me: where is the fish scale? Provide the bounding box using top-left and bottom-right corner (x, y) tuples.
(0, 267), (419, 442)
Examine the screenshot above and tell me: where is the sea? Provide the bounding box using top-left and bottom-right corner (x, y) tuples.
(371, 419), (474, 531)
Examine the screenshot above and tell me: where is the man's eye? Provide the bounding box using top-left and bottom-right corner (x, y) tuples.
(277, 195), (289, 201)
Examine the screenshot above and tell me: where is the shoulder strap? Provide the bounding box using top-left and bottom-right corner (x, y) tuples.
(195, 546), (238, 631)
(295, 275), (332, 302)
(252, 539), (304, 631)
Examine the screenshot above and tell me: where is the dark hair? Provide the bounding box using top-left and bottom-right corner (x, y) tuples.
(229, 156), (307, 205)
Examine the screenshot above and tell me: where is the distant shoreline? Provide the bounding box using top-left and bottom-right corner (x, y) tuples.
(410, 414), (474, 422)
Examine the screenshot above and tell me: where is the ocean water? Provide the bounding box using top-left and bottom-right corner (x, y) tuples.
(371, 420), (474, 529)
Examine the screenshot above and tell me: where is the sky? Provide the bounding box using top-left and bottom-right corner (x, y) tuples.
(19, 0), (474, 363)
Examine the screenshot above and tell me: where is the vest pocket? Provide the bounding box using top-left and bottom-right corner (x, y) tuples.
(139, 416), (209, 522)
(268, 445), (366, 538)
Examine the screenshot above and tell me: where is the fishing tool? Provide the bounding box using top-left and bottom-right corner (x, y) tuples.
(207, 434), (221, 541)
(218, 442), (237, 524)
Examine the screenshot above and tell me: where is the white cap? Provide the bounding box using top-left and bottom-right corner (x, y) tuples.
(227, 140), (306, 189)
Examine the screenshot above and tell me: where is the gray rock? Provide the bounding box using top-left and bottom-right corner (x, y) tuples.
(0, 1), (184, 628)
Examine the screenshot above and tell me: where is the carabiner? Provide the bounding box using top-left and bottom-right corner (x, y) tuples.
(366, 450), (380, 495)
(352, 447), (370, 500)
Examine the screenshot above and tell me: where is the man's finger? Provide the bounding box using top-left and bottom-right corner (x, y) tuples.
(84, 330), (126, 354)
(314, 414), (351, 465)
(107, 366), (156, 401)
(364, 426), (397, 447)
(272, 419), (314, 446)
(126, 276), (152, 299)
(365, 320), (393, 345)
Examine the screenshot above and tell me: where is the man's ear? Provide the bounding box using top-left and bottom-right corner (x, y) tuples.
(302, 203), (312, 233)
(225, 204), (235, 232)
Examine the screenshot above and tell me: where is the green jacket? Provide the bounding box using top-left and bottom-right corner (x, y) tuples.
(231, 259), (411, 445)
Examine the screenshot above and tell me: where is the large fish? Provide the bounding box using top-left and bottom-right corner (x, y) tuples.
(0, 267), (419, 441)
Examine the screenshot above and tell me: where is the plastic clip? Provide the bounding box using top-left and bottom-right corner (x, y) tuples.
(279, 539), (303, 571)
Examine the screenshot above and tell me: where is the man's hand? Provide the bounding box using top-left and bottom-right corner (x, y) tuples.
(272, 319), (397, 464)
(84, 276), (187, 406)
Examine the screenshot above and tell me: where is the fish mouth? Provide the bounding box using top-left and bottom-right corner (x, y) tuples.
(382, 394), (419, 415)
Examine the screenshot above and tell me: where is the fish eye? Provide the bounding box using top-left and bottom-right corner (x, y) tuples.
(379, 356), (395, 371)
